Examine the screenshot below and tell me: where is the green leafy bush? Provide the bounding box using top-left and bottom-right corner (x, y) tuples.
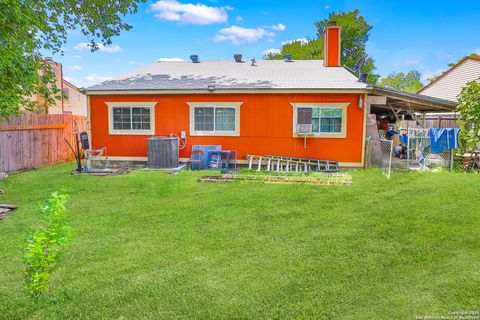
(21, 192), (70, 297)
(457, 78), (480, 152)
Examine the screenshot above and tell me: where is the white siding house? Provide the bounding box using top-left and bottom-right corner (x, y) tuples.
(418, 57), (480, 102)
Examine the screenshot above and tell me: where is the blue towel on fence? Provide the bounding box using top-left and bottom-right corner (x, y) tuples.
(399, 134), (408, 146)
(386, 130), (399, 139)
(428, 128), (460, 153)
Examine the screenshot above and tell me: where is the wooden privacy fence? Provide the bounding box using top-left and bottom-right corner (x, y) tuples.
(0, 113), (87, 173)
(397, 116), (459, 129)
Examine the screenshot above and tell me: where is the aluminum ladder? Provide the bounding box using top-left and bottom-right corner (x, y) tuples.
(245, 155), (339, 173)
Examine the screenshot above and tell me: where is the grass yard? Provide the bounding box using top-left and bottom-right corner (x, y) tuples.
(0, 163), (479, 319)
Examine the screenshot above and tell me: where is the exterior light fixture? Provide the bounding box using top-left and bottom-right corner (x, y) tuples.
(208, 85), (215, 93)
(359, 95), (364, 109)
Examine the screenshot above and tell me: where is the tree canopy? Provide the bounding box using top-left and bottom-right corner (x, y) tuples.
(378, 71), (424, 93)
(0, 0), (145, 119)
(265, 9), (379, 84)
(428, 53), (480, 83)
(456, 78), (480, 152)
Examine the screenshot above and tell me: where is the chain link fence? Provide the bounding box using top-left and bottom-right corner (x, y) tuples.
(366, 129), (455, 177)
(366, 138), (393, 178)
(406, 128), (454, 171)
(380, 139), (393, 178)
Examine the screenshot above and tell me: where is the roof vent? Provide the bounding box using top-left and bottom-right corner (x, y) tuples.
(190, 54), (200, 63)
(234, 53), (243, 62)
(284, 54), (293, 62)
(251, 58), (256, 66)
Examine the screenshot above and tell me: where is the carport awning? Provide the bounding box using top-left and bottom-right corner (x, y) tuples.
(367, 85), (457, 113)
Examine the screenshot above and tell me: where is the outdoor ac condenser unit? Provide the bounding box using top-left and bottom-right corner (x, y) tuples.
(147, 137), (179, 169)
(297, 124), (313, 135)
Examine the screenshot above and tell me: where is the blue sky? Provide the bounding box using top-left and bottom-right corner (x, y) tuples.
(51, 0), (480, 88)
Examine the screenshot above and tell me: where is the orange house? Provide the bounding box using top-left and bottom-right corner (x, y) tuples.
(86, 22), (369, 167)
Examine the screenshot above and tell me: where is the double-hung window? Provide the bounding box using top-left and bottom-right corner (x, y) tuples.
(292, 103), (349, 138)
(107, 102), (156, 135)
(188, 102), (242, 136)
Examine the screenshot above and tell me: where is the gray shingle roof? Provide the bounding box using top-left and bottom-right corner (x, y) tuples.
(86, 60), (367, 92)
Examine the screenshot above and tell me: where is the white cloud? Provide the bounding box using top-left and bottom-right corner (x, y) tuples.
(128, 60), (143, 65)
(262, 11), (269, 15)
(156, 57), (185, 62)
(269, 23), (286, 31)
(74, 42), (122, 53)
(73, 55), (82, 59)
(235, 16), (244, 23)
(64, 77), (74, 82)
(406, 59), (421, 66)
(282, 38), (309, 46)
(420, 68), (444, 83)
(262, 48), (281, 56)
(150, 0), (231, 25)
(324, 5), (331, 9)
(214, 25), (275, 45)
(66, 65), (82, 71)
(84, 74), (113, 83)
(474, 48), (480, 55)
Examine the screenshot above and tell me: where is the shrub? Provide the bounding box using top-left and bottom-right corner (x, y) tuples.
(457, 78), (480, 152)
(21, 192), (70, 297)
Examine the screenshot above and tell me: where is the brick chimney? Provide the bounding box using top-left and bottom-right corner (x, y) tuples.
(323, 21), (341, 67)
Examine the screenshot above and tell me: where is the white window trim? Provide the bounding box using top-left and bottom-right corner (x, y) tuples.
(106, 102), (156, 135)
(291, 102), (349, 138)
(187, 102), (242, 136)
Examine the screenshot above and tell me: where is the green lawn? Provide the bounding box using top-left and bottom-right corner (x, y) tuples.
(0, 163), (479, 319)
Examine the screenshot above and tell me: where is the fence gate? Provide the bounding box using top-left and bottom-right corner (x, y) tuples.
(366, 138), (393, 178)
(380, 139), (393, 178)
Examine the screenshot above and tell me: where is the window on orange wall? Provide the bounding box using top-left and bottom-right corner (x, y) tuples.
(291, 102), (349, 138)
(188, 102), (242, 136)
(106, 102), (156, 135)
(298, 107), (342, 133)
(194, 107), (235, 132)
(112, 106), (151, 131)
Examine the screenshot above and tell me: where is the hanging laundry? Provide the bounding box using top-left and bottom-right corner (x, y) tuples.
(428, 128), (460, 153)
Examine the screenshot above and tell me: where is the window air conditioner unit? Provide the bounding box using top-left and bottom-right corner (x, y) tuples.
(297, 124), (312, 135)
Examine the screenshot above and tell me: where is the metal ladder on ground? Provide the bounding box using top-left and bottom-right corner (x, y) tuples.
(245, 155), (339, 173)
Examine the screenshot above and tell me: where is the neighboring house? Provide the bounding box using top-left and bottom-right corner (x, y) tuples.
(85, 22), (456, 167)
(62, 79), (87, 116)
(418, 56), (480, 102)
(31, 58), (87, 116)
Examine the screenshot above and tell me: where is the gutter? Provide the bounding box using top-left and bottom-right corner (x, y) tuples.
(366, 85), (457, 111)
(84, 87), (369, 96)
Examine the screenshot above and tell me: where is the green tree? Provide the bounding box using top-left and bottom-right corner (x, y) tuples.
(0, 0), (145, 119)
(266, 39), (323, 60)
(448, 53), (480, 68)
(428, 53), (480, 82)
(456, 78), (480, 152)
(265, 9), (379, 84)
(379, 71), (424, 93)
